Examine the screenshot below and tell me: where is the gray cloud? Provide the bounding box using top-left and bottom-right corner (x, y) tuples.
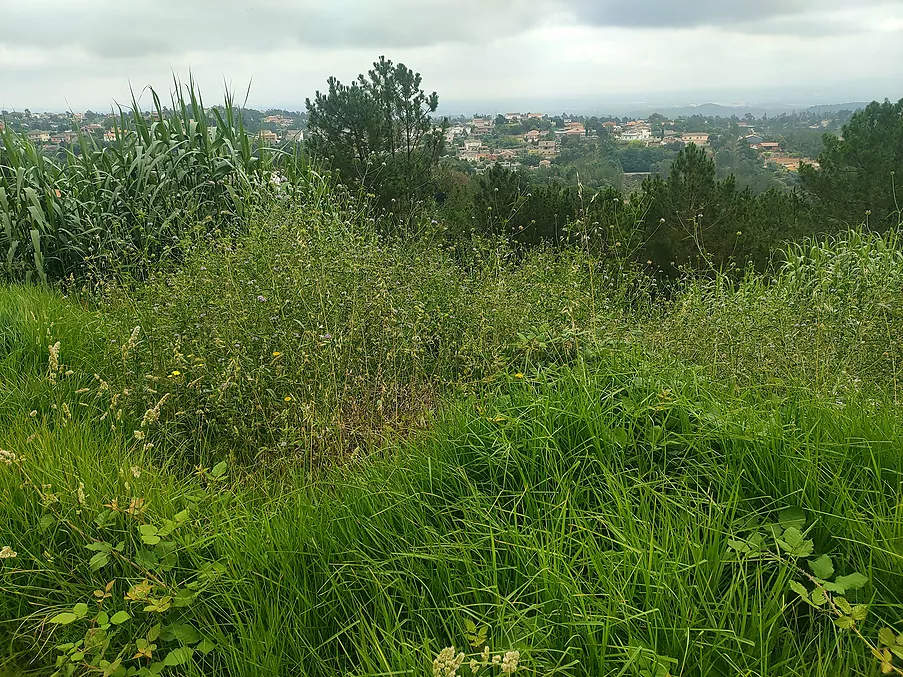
(0, 0), (538, 58)
(558, 0), (895, 34)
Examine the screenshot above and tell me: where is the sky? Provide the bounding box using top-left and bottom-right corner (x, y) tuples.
(1, 0), (902, 114)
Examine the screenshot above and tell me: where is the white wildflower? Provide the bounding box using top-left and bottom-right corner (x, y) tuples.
(481, 646), (490, 664)
(130, 466), (142, 479)
(0, 449), (17, 465)
(0, 546), (16, 559)
(500, 651), (520, 675)
(433, 647), (466, 677)
(77, 482), (86, 506)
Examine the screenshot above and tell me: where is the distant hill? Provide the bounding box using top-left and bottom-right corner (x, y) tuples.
(803, 102), (868, 114)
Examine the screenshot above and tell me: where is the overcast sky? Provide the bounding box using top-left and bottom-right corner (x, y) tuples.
(1, 0), (901, 113)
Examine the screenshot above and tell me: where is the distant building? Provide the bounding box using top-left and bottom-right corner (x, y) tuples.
(258, 130), (279, 145)
(681, 133), (710, 145)
(744, 134), (764, 145)
(523, 130), (542, 143)
(26, 130), (50, 143)
(283, 129), (304, 142)
(621, 127), (652, 143)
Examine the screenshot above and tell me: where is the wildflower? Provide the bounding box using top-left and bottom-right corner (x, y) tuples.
(284, 396), (292, 402)
(77, 482), (86, 506)
(501, 651), (520, 674)
(736, 231), (743, 236)
(273, 351), (282, 357)
(492, 655), (501, 666)
(130, 466), (142, 478)
(168, 370), (181, 377)
(133, 430), (146, 441)
(0, 546), (16, 559)
(0, 449), (17, 465)
(515, 373), (524, 379)
(257, 295), (267, 303)
(481, 646), (490, 664)
(29, 410), (37, 418)
(433, 647), (466, 677)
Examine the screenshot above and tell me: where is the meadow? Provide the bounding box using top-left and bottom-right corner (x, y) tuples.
(2, 89), (903, 676)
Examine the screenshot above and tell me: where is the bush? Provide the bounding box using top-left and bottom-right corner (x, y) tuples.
(104, 181), (648, 464)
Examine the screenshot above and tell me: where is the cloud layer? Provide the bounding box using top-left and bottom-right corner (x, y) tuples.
(0, 0), (900, 111)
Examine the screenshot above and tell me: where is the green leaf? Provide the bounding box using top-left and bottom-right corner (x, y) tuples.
(96, 611), (109, 627)
(162, 623), (200, 645)
(834, 572), (868, 592)
(879, 627), (897, 647)
(89, 552), (110, 571)
(210, 461), (227, 478)
(73, 603), (88, 619)
(810, 588), (827, 606)
(135, 549), (158, 569)
(835, 596), (852, 614)
(49, 612), (79, 625)
(172, 588), (196, 608)
(727, 539), (750, 554)
(776, 527), (814, 558)
(809, 554), (834, 580)
(789, 581), (811, 603)
(146, 624), (161, 642)
(834, 615), (856, 630)
(38, 514), (56, 531)
(102, 658), (122, 677)
(778, 507), (806, 530)
(110, 611), (131, 625)
(195, 638), (215, 655)
(85, 542), (113, 554)
(163, 647), (193, 666)
(139, 524), (160, 545)
(851, 605), (868, 621)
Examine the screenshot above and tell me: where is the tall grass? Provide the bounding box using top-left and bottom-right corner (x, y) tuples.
(0, 78), (306, 283)
(1, 301), (902, 675)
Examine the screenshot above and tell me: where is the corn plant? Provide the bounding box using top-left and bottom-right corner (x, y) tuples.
(0, 77), (308, 283)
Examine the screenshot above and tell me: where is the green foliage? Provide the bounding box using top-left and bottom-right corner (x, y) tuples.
(801, 98), (903, 229)
(306, 56), (446, 220)
(0, 78), (306, 283)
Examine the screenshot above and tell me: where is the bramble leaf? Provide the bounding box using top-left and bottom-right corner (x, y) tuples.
(834, 572), (868, 592)
(89, 552), (110, 571)
(851, 605), (868, 621)
(809, 554), (834, 580)
(73, 603), (88, 619)
(776, 527), (814, 558)
(834, 615), (856, 630)
(210, 461), (228, 478)
(810, 588), (827, 606)
(879, 627), (897, 647)
(778, 507), (806, 530)
(789, 581), (811, 604)
(163, 646), (193, 666)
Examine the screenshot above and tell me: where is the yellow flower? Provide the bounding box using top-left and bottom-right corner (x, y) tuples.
(168, 370), (181, 377)
(515, 373), (524, 379)
(273, 351), (282, 357)
(284, 396), (292, 402)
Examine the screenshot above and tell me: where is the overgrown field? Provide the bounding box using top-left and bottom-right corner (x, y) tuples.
(1, 187), (903, 676)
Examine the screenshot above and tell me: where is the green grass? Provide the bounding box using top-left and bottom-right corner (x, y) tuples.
(2, 261), (903, 675)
